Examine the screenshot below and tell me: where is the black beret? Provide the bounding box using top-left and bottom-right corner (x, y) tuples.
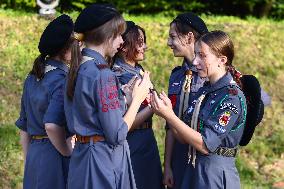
(124, 21), (136, 35)
(121, 21), (137, 38)
(239, 75), (264, 146)
(74, 3), (119, 33)
(38, 14), (73, 56)
(174, 12), (208, 35)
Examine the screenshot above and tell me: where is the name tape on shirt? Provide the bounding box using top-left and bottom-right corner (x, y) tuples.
(214, 124), (226, 133)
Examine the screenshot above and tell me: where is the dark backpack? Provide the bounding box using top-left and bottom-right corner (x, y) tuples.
(239, 75), (264, 146)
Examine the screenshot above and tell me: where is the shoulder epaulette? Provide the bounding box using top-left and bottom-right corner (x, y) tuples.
(227, 85), (239, 96)
(97, 64), (110, 70)
(112, 65), (123, 71)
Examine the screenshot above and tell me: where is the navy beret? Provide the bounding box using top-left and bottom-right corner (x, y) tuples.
(174, 12), (208, 35)
(239, 75), (264, 146)
(38, 14), (73, 56)
(122, 21), (136, 36)
(74, 3), (119, 33)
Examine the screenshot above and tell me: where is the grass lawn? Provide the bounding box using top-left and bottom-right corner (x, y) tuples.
(0, 9), (283, 189)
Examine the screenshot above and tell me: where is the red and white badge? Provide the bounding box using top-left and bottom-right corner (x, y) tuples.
(219, 111), (231, 126)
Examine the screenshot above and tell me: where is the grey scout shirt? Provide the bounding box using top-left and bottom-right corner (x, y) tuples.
(183, 73), (247, 153)
(64, 48), (127, 146)
(167, 61), (206, 128)
(16, 59), (68, 136)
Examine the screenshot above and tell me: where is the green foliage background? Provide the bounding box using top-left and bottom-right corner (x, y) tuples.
(0, 9), (284, 189)
(0, 0), (284, 19)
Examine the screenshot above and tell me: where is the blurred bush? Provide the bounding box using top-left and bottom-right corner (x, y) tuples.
(0, 0), (283, 19)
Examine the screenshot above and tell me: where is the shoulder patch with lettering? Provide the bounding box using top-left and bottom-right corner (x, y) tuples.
(220, 102), (238, 114)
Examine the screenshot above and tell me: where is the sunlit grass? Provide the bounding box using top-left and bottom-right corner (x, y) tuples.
(0, 9), (283, 188)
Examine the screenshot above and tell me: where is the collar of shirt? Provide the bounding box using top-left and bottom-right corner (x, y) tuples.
(182, 59), (198, 73)
(113, 57), (141, 76)
(46, 59), (69, 73)
(81, 48), (107, 65)
(206, 73), (234, 93)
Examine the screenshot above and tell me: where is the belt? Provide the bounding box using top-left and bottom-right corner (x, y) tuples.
(32, 135), (49, 140)
(135, 122), (152, 130)
(214, 147), (238, 157)
(75, 135), (105, 144)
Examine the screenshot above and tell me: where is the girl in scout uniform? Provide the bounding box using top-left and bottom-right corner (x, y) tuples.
(112, 21), (164, 189)
(164, 12), (208, 189)
(151, 30), (247, 189)
(64, 4), (152, 189)
(15, 15), (74, 189)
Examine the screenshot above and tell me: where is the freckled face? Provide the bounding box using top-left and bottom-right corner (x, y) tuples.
(193, 41), (220, 78)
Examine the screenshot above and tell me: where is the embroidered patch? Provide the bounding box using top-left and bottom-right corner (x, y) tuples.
(214, 124), (226, 133)
(187, 106), (194, 113)
(98, 78), (120, 112)
(219, 111), (231, 126)
(220, 103), (238, 114)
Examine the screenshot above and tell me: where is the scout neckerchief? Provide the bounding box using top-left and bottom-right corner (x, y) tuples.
(176, 62), (196, 166)
(113, 58), (143, 78)
(189, 93), (206, 167)
(81, 48), (109, 66)
(188, 77), (239, 167)
(43, 58), (69, 74)
(81, 55), (94, 64)
(178, 70), (193, 118)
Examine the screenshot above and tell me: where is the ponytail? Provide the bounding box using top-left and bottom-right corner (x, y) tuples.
(227, 65), (243, 89)
(66, 40), (82, 100)
(30, 54), (46, 80)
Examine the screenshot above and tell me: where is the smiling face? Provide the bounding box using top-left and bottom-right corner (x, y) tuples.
(167, 23), (190, 57)
(133, 29), (147, 62)
(117, 25), (147, 64)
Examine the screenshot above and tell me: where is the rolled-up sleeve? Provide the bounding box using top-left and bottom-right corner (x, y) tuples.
(43, 79), (66, 127)
(15, 93), (27, 131)
(202, 96), (242, 152)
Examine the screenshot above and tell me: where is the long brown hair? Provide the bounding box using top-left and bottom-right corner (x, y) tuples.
(30, 37), (75, 80)
(198, 30), (242, 88)
(116, 24), (146, 62)
(66, 14), (126, 100)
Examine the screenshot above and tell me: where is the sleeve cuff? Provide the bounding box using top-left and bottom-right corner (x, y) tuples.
(15, 118), (27, 131)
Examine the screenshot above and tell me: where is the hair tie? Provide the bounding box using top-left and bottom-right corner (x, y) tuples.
(234, 69), (242, 80)
(74, 32), (84, 41)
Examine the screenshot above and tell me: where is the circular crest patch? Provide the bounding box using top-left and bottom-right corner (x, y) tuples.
(219, 111), (231, 126)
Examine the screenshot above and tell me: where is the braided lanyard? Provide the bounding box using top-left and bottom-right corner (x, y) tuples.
(178, 70), (193, 118)
(188, 94), (206, 167)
